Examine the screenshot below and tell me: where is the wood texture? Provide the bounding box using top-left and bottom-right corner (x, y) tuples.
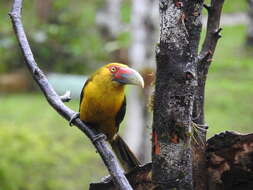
(207, 131), (253, 190)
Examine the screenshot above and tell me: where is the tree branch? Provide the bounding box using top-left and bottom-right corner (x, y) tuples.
(193, 0), (225, 125)
(9, 1), (132, 190)
(60, 90), (71, 102)
(199, 0), (225, 76)
(203, 4), (211, 13)
(190, 2), (225, 189)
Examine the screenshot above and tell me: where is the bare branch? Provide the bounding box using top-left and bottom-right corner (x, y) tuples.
(197, 49), (213, 71)
(203, 4), (211, 13)
(9, 0), (132, 189)
(199, 0), (225, 75)
(60, 90), (71, 102)
(193, 0), (225, 126)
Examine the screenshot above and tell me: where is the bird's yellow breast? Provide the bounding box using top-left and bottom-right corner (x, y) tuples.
(79, 69), (125, 140)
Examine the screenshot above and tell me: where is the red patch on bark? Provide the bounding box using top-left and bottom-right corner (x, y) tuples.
(175, 1), (183, 8)
(170, 134), (179, 144)
(153, 130), (160, 155)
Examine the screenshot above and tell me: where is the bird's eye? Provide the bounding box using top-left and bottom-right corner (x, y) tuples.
(110, 66), (117, 73)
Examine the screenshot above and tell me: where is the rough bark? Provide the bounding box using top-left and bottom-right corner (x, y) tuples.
(152, 1), (203, 189)
(207, 131), (253, 190)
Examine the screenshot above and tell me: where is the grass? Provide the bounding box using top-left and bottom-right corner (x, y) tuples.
(204, 24), (253, 137)
(0, 93), (107, 190)
(204, 0), (247, 13)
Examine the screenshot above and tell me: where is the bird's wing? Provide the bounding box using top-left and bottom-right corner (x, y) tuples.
(79, 77), (92, 112)
(115, 96), (126, 128)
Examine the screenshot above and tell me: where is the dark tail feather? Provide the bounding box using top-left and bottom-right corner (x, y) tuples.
(111, 135), (140, 172)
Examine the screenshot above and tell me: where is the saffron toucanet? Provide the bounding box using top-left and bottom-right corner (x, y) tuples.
(78, 63), (144, 172)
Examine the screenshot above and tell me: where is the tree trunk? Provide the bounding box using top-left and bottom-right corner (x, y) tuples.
(96, 0), (122, 40)
(152, 1), (203, 189)
(125, 0), (158, 162)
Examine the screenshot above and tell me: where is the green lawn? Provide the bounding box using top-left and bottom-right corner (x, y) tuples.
(204, 0), (247, 13)
(0, 94), (107, 190)
(204, 24), (253, 137)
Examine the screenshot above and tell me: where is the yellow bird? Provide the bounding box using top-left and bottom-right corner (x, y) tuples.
(79, 63), (144, 172)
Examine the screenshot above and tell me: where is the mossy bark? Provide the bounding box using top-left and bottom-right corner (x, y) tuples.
(152, 1), (203, 189)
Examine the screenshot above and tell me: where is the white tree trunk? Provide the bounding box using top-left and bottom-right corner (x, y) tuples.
(125, 0), (158, 163)
(96, 0), (122, 39)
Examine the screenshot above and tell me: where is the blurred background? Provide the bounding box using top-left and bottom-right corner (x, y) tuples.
(0, 0), (252, 189)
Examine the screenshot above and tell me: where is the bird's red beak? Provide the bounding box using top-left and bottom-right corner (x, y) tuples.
(113, 67), (144, 88)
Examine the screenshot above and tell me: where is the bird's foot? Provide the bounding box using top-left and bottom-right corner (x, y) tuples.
(192, 123), (208, 132)
(191, 122), (208, 146)
(92, 133), (107, 143)
(69, 112), (80, 126)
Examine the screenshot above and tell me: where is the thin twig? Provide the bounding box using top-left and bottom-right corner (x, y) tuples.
(9, 0), (133, 190)
(60, 90), (71, 102)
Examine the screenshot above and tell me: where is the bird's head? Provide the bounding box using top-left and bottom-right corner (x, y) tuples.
(102, 63), (144, 88)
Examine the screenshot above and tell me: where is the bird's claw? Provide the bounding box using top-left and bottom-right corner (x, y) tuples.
(69, 112), (80, 126)
(92, 133), (107, 143)
(191, 122), (208, 146)
(192, 123), (208, 132)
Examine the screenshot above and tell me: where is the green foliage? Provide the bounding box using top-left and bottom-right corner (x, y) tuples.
(223, 1), (247, 13)
(0, 0), (109, 74)
(121, 1), (131, 23)
(0, 1), (21, 73)
(0, 0), (135, 74)
(0, 94), (107, 190)
(30, 0), (109, 74)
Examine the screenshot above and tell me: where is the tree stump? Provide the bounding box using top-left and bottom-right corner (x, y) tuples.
(207, 131), (253, 190)
(90, 131), (253, 190)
